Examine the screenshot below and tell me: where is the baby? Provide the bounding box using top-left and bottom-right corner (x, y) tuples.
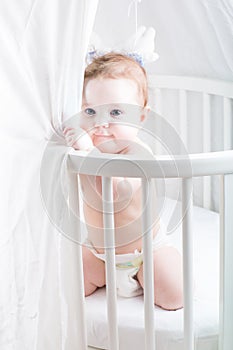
(64, 53), (183, 310)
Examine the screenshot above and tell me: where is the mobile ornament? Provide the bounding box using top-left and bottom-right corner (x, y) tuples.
(86, 25), (159, 67)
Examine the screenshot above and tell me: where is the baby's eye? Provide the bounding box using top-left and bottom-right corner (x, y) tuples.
(84, 108), (96, 116)
(110, 109), (123, 118)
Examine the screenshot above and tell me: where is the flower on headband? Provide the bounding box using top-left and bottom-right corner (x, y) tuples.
(86, 48), (99, 66)
(86, 49), (145, 67)
(86, 26), (159, 67)
(127, 52), (144, 66)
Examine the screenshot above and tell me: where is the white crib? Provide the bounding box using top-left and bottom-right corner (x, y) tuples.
(67, 76), (233, 350)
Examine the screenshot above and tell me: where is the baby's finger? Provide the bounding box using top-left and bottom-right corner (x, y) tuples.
(66, 137), (76, 146)
(63, 127), (73, 135)
(64, 131), (76, 139)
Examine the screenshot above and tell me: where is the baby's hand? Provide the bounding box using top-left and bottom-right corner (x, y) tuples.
(63, 127), (93, 150)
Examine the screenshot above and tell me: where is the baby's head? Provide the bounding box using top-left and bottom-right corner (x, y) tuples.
(81, 53), (149, 153)
(83, 52), (148, 107)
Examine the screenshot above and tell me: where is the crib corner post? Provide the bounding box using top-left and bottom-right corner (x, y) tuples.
(219, 173), (233, 350)
(61, 171), (88, 349)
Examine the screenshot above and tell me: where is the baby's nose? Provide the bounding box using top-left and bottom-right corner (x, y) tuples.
(94, 117), (109, 127)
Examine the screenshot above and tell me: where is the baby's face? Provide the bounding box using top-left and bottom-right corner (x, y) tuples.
(81, 78), (146, 153)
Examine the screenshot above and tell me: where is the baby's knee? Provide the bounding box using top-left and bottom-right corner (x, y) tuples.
(84, 282), (97, 297)
(82, 246), (106, 289)
(156, 286), (183, 311)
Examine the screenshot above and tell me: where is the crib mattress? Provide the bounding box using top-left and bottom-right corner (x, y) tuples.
(86, 199), (219, 350)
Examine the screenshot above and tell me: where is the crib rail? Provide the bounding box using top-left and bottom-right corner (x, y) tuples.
(148, 75), (233, 211)
(148, 75), (233, 98)
(68, 149), (233, 178)
(68, 149), (233, 350)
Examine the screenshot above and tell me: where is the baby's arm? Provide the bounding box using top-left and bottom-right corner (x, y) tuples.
(95, 138), (152, 199)
(63, 126), (93, 150)
(111, 138), (153, 198)
(112, 177), (141, 200)
(94, 175), (141, 200)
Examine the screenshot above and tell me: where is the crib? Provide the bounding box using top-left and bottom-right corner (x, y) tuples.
(67, 75), (233, 350)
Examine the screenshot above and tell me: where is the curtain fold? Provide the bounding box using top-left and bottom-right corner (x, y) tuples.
(0, 1), (99, 349)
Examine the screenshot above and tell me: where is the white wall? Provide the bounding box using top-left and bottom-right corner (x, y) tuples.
(93, 0), (233, 80)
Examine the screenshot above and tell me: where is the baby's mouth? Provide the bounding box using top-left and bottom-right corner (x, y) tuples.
(94, 132), (111, 137)
(93, 133), (113, 147)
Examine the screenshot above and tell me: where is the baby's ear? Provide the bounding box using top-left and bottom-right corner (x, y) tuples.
(140, 106), (150, 122)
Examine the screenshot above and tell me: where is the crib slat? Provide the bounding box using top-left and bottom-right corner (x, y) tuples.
(102, 177), (119, 350)
(223, 97), (232, 150)
(182, 178), (194, 350)
(141, 178), (156, 350)
(154, 88), (163, 155)
(219, 173), (233, 350)
(75, 243), (87, 349)
(154, 87), (163, 115)
(179, 89), (187, 147)
(203, 93), (211, 209)
(69, 172), (87, 349)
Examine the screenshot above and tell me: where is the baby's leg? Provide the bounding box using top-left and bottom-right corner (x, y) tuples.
(82, 246), (106, 296)
(137, 246), (183, 310)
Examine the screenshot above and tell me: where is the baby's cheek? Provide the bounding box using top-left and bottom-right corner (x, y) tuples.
(115, 126), (138, 141)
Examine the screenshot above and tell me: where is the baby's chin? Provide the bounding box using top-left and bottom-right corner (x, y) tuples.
(94, 139), (130, 154)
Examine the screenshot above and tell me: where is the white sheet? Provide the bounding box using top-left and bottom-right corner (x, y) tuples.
(86, 198), (219, 350)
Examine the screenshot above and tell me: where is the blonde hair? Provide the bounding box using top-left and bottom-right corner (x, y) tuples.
(84, 52), (148, 107)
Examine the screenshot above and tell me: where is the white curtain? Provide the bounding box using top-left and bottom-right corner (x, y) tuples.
(0, 0), (99, 349)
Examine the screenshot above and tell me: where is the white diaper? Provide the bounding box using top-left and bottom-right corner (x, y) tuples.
(86, 221), (170, 298)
